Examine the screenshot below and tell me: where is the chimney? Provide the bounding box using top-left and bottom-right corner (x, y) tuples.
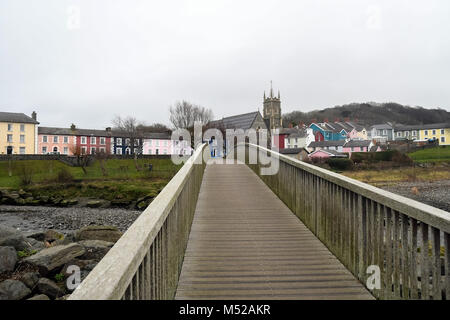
(31, 111), (37, 121)
(70, 123), (76, 131)
(106, 127), (111, 132)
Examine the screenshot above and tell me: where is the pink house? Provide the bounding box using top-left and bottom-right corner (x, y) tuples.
(142, 132), (192, 155)
(309, 149), (347, 159)
(38, 127), (77, 155)
(342, 140), (373, 153)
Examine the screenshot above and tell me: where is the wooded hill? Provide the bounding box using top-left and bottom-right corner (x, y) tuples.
(283, 102), (450, 127)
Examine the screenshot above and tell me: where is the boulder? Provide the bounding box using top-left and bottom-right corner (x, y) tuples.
(44, 230), (64, 243)
(86, 200), (103, 208)
(74, 225), (122, 243)
(36, 278), (65, 299)
(20, 272), (40, 289)
(25, 231), (45, 242)
(79, 240), (114, 261)
(27, 294), (50, 300)
(0, 225), (20, 239)
(0, 234), (31, 251)
(0, 246), (17, 273)
(23, 243), (85, 275)
(0, 279), (31, 300)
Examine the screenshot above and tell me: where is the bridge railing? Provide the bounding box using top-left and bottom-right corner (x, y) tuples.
(69, 144), (207, 300)
(245, 143), (450, 300)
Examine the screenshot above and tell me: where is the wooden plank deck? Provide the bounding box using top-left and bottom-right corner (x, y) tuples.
(175, 163), (373, 300)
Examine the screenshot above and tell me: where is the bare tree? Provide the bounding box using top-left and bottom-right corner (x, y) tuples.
(70, 143), (89, 175)
(169, 100), (213, 129)
(137, 123), (170, 133)
(112, 115), (143, 171)
(95, 148), (110, 176)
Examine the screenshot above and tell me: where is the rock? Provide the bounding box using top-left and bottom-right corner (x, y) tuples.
(86, 200), (103, 208)
(0, 279), (32, 300)
(0, 225), (20, 239)
(23, 243), (85, 275)
(27, 294), (50, 300)
(0, 234), (31, 251)
(25, 238), (46, 251)
(110, 199), (131, 207)
(79, 240), (114, 261)
(68, 199), (78, 206)
(36, 278), (65, 299)
(25, 231), (45, 242)
(0, 246), (17, 273)
(44, 230), (64, 243)
(61, 259), (97, 277)
(20, 272), (40, 289)
(74, 225), (123, 243)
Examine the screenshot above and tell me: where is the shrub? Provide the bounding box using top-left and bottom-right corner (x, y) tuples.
(18, 164), (34, 186)
(56, 167), (74, 183)
(326, 158), (354, 171)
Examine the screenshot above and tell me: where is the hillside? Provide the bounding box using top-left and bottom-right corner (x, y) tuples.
(283, 102), (450, 127)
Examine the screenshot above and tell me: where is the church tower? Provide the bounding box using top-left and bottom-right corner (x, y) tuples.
(263, 82), (282, 130)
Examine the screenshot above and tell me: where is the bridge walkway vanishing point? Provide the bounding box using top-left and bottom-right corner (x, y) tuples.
(175, 163), (374, 300)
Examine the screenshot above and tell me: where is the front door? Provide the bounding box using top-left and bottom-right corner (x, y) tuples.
(6, 146), (13, 155)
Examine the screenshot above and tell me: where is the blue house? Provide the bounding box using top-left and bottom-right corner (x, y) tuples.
(309, 123), (348, 141)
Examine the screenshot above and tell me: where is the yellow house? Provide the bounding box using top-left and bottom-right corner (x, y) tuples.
(418, 123), (450, 146)
(0, 111), (39, 154)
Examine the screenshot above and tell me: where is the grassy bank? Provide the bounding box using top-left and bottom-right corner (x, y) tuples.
(407, 146), (450, 163)
(0, 158), (182, 204)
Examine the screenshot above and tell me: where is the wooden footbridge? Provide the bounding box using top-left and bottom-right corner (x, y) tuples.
(70, 144), (450, 300)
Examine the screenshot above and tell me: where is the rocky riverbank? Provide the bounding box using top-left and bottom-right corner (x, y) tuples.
(0, 189), (155, 210)
(0, 225), (124, 300)
(375, 180), (450, 213)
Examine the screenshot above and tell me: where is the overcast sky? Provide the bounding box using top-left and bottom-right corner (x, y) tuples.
(1, 0), (449, 128)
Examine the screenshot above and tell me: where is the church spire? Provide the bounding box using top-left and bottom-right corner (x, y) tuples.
(278, 90), (280, 99)
(270, 80), (273, 98)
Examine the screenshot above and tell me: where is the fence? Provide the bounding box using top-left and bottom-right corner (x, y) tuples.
(245, 143), (450, 300)
(69, 144), (207, 300)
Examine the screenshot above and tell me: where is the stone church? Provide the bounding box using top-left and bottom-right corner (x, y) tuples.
(263, 84), (282, 130)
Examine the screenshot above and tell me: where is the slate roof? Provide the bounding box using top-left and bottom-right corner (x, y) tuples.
(279, 148), (309, 155)
(0, 112), (39, 124)
(344, 140), (372, 148)
(212, 111), (265, 131)
(371, 123), (393, 130)
(309, 140), (346, 148)
(39, 126), (111, 136)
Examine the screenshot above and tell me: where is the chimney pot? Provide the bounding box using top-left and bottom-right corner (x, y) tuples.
(31, 111), (37, 121)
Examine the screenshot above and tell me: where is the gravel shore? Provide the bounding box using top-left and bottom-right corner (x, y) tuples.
(377, 179), (450, 213)
(0, 205), (142, 235)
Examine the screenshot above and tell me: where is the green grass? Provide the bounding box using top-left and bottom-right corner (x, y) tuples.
(407, 146), (450, 163)
(0, 158), (182, 201)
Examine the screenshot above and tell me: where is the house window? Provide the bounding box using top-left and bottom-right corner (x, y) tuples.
(116, 148), (122, 155)
(81, 136), (87, 144)
(99, 147), (106, 153)
(7, 134), (13, 142)
(20, 135), (25, 143)
(424, 130), (428, 136)
(53, 146), (58, 153)
(117, 138), (122, 145)
(42, 146), (47, 154)
(148, 139), (152, 145)
(64, 136), (69, 143)
(412, 131), (417, 137)
(441, 137), (446, 143)
(53, 136), (58, 143)
(441, 129), (445, 135)
(90, 137), (96, 144)
(397, 132), (402, 137)
(163, 149), (167, 155)
(148, 149), (152, 155)
(63, 147), (68, 154)
(19, 147), (25, 154)
(81, 147), (87, 154)
(8, 124), (12, 131)
(100, 137), (106, 145)
(91, 147), (96, 154)
(360, 147), (364, 152)
(405, 131), (409, 137)
(125, 138), (130, 146)
(20, 124), (25, 132)
(383, 130), (387, 135)
(155, 140), (160, 146)
(156, 148), (159, 155)
(432, 130), (436, 135)
(164, 140), (168, 146)
(134, 140), (139, 146)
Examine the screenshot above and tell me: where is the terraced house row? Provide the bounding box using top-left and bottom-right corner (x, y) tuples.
(0, 111), (191, 155)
